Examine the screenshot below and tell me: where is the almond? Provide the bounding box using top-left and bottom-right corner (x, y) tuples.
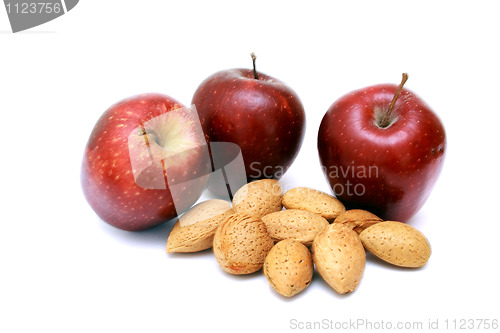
(334, 209), (383, 234)
(312, 223), (366, 294)
(282, 187), (345, 221)
(359, 221), (431, 268)
(166, 199), (234, 253)
(232, 179), (283, 218)
(213, 212), (274, 275)
(262, 209), (328, 246)
(263, 239), (313, 297)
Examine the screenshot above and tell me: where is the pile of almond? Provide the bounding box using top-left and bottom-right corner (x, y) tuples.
(166, 179), (431, 297)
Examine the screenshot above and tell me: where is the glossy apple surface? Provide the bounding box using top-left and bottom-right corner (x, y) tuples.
(81, 93), (210, 231)
(192, 68), (305, 182)
(318, 79), (446, 221)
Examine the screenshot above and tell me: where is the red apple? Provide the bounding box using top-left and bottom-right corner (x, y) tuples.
(192, 54), (305, 187)
(318, 74), (446, 222)
(81, 93), (210, 231)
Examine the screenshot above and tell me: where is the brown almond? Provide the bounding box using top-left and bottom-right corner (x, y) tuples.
(213, 212), (274, 275)
(263, 239), (313, 297)
(359, 221), (431, 268)
(232, 179), (283, 218)
(166, 199), (234, 253)
(262, 209), (328, 246)
(282, 187), (345, 221)
(312, 223), (366, 294)
(334, 209), (383, 234)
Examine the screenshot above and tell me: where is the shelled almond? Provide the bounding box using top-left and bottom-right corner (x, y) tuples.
(282, 187), (345, 221)
(334, 209), (383, 234)
(213, 212), (274, 275)
(312, 223), (366, 294)
(262, 209), (328, 246)
(166, 199), (234, 253)
(359, 221), (431, 268)
(166, 181), (432, 298)
(264, 239), (313, 297)
(232, 179), (283, 218)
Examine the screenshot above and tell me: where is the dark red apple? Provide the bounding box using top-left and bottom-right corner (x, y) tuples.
(81, 93), (210, 231)
(318, 74), (446, 222)
(192, 54), (305, 186)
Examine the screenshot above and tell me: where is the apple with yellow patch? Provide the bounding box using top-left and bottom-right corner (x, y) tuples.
(81, 93), (210, 231)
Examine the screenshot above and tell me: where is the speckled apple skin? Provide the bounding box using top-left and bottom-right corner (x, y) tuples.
(192, 69), (305, 181)
(81, 93), (209, 231)
(318, 84), (446, 222)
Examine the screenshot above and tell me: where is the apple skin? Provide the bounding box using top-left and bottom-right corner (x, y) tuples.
(192, 69), (305, 182)
(81, 93), (210, 231)
(318, 84), (446, 222)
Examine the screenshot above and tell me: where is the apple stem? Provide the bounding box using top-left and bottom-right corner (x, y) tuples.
(251, 53), (259, 80)
(139, 125), (156, 165)
(379, 73), (409, 128)
(138, 127), (163, 146)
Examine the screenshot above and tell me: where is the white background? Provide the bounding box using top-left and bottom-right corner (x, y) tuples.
(1, 1), (499, 332)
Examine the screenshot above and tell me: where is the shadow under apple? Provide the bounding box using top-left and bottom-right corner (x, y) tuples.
(97, 216), (177, 249)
